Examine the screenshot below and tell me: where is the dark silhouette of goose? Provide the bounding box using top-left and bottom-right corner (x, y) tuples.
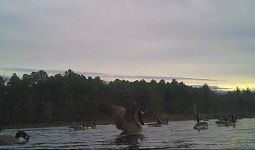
(69, 122), (86, 130)
(99, 103), (144, 135)
(84, 121), (96, 129)
(215, 115), (237, 127)
(193, 102), (208, 130)
(147, 118), (162, 127)
(0, 131), (29, 145)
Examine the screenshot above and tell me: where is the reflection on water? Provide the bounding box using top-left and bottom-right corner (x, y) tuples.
(114, 134), (144, 149)
(0, 118), (255, 149)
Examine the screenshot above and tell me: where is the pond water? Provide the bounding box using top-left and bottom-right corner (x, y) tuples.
(1, 118), (255, 149)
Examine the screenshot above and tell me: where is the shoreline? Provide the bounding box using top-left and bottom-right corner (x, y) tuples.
(1, 113), (254, 130)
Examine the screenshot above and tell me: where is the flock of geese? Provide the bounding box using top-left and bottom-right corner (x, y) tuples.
(99, 103), (237, 133)
(69, 121), (96, 130)
(0, 103), (238, 145)
(193, 113), (237, 130)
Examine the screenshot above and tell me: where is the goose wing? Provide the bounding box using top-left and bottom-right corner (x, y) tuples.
(0, 135), (17, 145)
(99, 104), (126, 130)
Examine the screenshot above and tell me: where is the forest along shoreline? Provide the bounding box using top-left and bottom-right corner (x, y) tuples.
(1, 70), (255, 130)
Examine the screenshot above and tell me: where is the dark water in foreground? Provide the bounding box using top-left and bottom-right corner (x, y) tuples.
(0, 118), (255, 149)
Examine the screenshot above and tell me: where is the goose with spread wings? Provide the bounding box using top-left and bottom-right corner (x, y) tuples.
(99, 103), (144, 135)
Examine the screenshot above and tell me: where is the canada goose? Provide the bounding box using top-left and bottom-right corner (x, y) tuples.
(193, 102), (208, 130)
(147, 122), (161, 127)
(193, 122), (208, 130)
(162, 119), (169, 125)
(215, 115), (237, 127)
(193, 114), (208, 130)
(90, 121), (96, 129)
(0, 131), (29, 145)
(99, 103), (144, 135)
(69, 123), (86, 130)
(84, 121), (96, 129)
(147, 118), (162, 127)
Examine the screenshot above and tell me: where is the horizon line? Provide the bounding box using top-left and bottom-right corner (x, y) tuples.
(0, 67), (238, 91)
(0, 67), (218, 82)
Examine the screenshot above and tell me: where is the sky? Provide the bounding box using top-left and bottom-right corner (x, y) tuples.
(0, 0), (255, 90)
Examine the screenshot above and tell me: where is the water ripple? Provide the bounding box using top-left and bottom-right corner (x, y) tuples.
(0, 118), (255, 149)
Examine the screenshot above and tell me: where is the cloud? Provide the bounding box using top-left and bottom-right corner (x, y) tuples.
(0, 67), (217, 82)
(0, 0), (255, 86)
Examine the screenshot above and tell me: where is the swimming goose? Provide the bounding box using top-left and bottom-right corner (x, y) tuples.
(193, 102), (208, 130)
(215, 115), (237, 127)
(90, 121), (96, 129)
(69, 123), (86, 130)
(193, 122), (208, 130)
(193, 114), (208, 130)
(148, 118), (162, 127)
(99, 103), (144, 135)
(0, 131), (29, 145)
(84, 121), (96, 129)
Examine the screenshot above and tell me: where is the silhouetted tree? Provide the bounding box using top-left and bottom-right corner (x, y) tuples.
(0, 70), (254, 126)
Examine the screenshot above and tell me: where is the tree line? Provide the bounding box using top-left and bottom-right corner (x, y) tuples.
(0, 69), (254, 125)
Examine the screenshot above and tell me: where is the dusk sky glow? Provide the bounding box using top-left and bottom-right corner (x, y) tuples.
(1, 0), (255, 90)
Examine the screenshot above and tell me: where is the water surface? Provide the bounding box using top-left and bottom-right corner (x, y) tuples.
(1, 118), (255, 149)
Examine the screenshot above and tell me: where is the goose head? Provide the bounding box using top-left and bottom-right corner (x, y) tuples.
(15, 131), (29, 144)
